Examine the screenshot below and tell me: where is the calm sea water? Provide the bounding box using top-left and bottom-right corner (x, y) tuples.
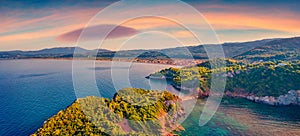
(0, 59), (300, 136)
(179, 98), (300, 136)
(0, 59), (173, 136)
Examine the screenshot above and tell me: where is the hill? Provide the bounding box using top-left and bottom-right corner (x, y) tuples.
(0, 47), (110, 59)
(148, 59), (300, 97)
(99, 37), (297, 60)
(233, 37), (300, 62)
(32, 88), (185, 136)
(1, 36), (300, 62)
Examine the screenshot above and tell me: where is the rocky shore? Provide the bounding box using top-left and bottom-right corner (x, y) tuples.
(146, 74), (300, 107)
(225, 90), (300, 106)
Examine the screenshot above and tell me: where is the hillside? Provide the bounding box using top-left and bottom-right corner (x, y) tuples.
(148, 59), (300, 100)
(233, 37), (300, 62)
(0, 47), (110, 59)
(96, 36), (300, 61)
(32, 88), (185, 136)
(1, 37), (300, 61)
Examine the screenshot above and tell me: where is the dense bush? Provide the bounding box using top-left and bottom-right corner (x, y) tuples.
(152, 59), (300, 97)
(32, 88), (182, 136)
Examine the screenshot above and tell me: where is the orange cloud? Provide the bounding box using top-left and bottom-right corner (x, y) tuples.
(122, 17), (178, 30)
(171, 30), (195, 38)
(1, 3), (300, 51)
(114, 4), (300, 34)
(192, 4), (300, 33)
(203, 12), (300, 33)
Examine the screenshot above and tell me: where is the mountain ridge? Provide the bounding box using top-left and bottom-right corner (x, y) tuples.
(1, 36), (300, 61)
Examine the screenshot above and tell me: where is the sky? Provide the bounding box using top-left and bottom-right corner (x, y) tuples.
(0, 0), (300, 51)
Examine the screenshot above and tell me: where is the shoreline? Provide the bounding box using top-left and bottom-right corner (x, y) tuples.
(0, 57), (205, 66)
(146, 73), (300, 107)
(225, 90), (300, 106)
(9, 58), (300, 106)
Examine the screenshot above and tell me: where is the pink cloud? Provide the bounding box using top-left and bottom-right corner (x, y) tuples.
(56, 24), (139, 43)
(0, 7), (100, 34)
(1, 2), (300, 51)
(0, 7), (102, 43)
(193, 4), (300, 32)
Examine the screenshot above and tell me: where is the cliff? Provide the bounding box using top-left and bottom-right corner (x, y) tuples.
(226, 90), (300, 106)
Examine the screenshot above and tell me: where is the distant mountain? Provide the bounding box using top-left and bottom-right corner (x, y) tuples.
(233, 37), (300, 62)
(0, 47), (110, 59)
(1, 36), (300, 61)
(96, 37), (300, 61)
(28, 47), (90, 54)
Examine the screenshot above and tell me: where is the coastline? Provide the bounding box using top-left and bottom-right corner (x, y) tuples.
(173, 84), (300, 107)
(0, 57), (205, 66)
(225, 90), (300, 106)
(147, 74), (300, 107)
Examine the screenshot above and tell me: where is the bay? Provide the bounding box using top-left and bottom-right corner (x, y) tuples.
(0, 59), (300, 136)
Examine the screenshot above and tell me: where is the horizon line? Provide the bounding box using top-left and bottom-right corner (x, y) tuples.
(1, 35), (299, 52)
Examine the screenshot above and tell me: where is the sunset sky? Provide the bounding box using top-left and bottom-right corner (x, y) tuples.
(1, 0), (300, 51)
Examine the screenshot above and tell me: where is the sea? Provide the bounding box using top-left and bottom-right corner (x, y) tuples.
(0, 59), (299, 136)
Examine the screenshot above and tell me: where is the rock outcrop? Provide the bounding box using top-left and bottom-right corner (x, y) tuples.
(226, 90), (300, 106)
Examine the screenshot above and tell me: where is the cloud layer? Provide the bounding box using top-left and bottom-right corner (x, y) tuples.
(1, 0), (300, 51)
(56, 24), (139, 43)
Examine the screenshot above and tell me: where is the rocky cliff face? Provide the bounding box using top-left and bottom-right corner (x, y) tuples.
(226, 90), (300, 106)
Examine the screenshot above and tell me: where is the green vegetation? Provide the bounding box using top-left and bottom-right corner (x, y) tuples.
(32, 88), (184, 136)
(32, 101), (107, 136)
(3, 37), (300, 62)
(150, 59), (300, 97)
(149, 59), (243, 91)
(226, 61), (300, 96)
(234, 37), (300, 62)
